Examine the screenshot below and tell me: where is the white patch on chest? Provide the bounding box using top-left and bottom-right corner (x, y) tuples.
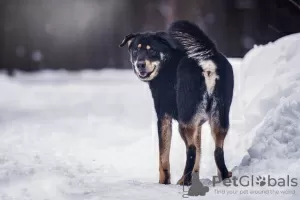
(160, 52), (165, 61)
(127, 39), (132, 47)
(199, 60), (219, 95)
(133, 60), (139, 73)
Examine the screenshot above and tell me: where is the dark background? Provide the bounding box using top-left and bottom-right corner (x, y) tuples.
(0, 0), (300, 73)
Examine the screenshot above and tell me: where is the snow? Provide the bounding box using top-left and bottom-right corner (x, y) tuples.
(236, 34), (300, 177)
(0, 34), (300, 200)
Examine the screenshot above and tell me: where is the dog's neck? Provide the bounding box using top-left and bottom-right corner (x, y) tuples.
(148, 50), (183, 119)
(148, 50), (182, 90)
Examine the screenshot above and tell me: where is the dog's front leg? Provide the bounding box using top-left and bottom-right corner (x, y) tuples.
(157, 114), (172, 184)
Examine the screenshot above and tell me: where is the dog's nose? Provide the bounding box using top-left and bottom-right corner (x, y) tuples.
(137, 62), (146, 70)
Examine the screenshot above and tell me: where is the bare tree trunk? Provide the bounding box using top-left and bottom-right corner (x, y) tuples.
(0, 0), (5, 71)
(176, 0), (200, 21)
(165, 0), (177, 27)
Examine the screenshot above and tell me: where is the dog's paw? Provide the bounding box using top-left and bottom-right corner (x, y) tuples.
(218, 171), (233, 180)
(177, 176), (192, 186)
(159, 178), (171, 184)
(159, 170), (171, 184)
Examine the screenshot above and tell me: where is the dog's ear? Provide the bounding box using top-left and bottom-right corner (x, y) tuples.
(119, 33), (139, 47)
(155, 32), (180, 50)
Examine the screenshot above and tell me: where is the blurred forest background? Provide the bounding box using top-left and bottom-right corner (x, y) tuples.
(0, 0), (300, 73)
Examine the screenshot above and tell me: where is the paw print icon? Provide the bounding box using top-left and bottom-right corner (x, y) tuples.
(256, 176), (266, 186)
(188, 173), (210, 196)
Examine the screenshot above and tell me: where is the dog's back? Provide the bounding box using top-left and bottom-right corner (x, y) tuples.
(168, 21), (234, 183)
(168, 20), (234, 127)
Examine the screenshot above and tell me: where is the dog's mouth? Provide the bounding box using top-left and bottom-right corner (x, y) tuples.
(133, 60), (160, 81)
(137, 66), (156, 79)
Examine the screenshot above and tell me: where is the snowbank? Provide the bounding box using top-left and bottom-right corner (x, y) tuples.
(237, 33), (300, 178)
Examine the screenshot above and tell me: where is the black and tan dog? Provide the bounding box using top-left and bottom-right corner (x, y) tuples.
(119, 20), (234, 185)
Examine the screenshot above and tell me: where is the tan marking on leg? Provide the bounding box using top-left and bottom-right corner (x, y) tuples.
(211, 126), (227, 148)
(209, 120), (232, 179)
(209, 118), (227, 148)
(177, 123), (198, 185)
(159, 115), (172, 184)
(192, 125), (201, 174)
(213, 130), (224, 180)
(178, 123), (196, 146)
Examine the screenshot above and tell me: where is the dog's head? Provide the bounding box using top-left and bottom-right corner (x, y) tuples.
(119, 32), (178, 81)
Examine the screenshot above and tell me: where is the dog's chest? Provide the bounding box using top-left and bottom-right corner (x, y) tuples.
(150, 84), (178, 119)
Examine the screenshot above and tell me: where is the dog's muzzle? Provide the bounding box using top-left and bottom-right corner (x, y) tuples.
(134, 60), (160, 80)
(136, 61), (148, 77)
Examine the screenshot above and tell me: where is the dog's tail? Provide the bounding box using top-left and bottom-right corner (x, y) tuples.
(168, 20), (216, 61)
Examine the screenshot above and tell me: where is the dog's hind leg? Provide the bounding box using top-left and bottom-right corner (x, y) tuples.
(193, 124), (202, 174)
(176, 57), (206, 186)
(157, 114), (172, 184)
(209, 109), (232, 181)
(177, 123), (201, 186)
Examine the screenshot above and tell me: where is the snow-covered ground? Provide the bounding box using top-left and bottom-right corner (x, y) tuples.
(0, 34), (300, 200)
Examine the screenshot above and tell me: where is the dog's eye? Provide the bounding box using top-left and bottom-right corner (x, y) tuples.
(132, 49), (138, 55)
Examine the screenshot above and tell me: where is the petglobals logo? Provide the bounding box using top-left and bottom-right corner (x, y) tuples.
(212, 175), (298, 187)
(182, 173), (298, 198)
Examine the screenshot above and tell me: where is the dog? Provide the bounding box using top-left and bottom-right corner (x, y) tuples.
(119, 20), (234, 186)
